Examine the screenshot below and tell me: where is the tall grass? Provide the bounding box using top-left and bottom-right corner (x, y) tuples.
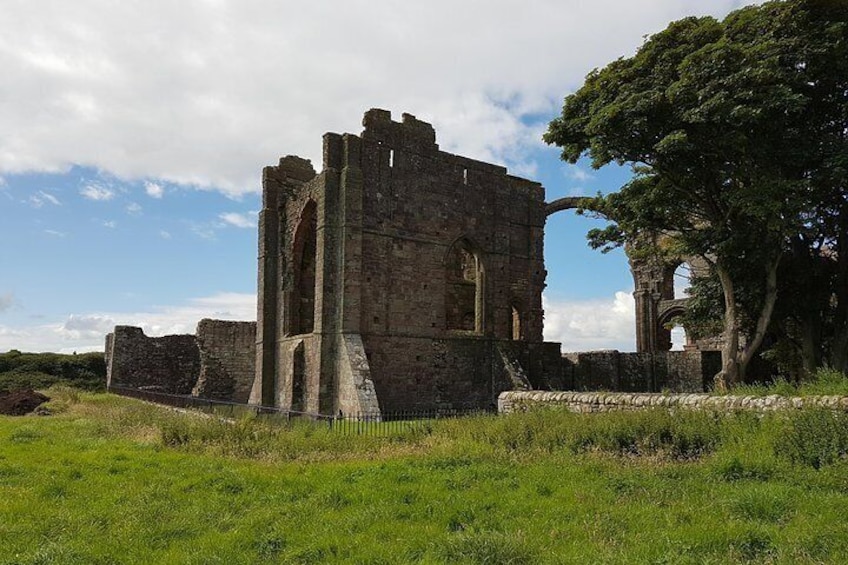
(730, 367), (848, 397)
(2, 388), (847, 563)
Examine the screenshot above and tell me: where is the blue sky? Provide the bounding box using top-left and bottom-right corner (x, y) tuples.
(0, 0), (756, 353)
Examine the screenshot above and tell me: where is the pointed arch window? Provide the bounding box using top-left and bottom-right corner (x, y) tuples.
(445, 239), (484, 333)
(291, 201), (317, 335)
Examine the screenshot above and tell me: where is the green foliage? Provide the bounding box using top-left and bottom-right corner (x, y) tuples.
(774, 408), (848, 469)
(546, 0), (848, 384)
(0, 350), (105, 391)
(725, 367), (848, 397)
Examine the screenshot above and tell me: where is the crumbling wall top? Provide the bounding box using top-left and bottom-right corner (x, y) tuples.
(360, 108), (437, 152)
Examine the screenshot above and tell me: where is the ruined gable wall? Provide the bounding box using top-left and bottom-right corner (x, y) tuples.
(347, 110), (551, 411)
(355, 109), (546, 343)
(192, 319), (257, 403)
(253, 109), (560, 414)
(105, 326), (199, 394)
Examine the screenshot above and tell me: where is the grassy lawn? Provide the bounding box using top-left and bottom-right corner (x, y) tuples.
(1, 390), (847, 564)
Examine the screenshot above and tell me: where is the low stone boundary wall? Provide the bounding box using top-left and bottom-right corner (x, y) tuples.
(498, 390), (848, 414)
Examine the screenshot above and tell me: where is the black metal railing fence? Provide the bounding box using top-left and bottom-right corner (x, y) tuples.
(107, 385), (491, 436)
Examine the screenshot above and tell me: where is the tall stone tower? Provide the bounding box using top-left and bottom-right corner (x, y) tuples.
(250, 109), (563, 415)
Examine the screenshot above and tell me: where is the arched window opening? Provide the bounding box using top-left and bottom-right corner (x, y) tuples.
(445, 240), (483, 332)
(673, 262), (691, 299)
(670, 324), (687, 351)
(292, 201), (317, 335)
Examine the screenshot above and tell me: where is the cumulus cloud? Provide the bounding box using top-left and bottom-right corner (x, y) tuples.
(125, 202), (142, 214)
(80, 183), (114, 201)
(0, 292), (256, 353)
(219, 212), (256, 229)
(159, 230), (172, 239)
(0, 0), (759, 197)
(102, 220), (116, 228)
(61, 314), (117, 340)
(543, 291), (636, 352)
(144, 181), (164, 198)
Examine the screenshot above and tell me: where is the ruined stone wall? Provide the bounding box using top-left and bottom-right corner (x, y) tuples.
(355, 109), (546, 344)
(105, 326), (199, 394)
(253, 109), (558, 414)
(192, 319), (257, 403)
(499, 390), (848, 414)
(561, 350), (721, 393)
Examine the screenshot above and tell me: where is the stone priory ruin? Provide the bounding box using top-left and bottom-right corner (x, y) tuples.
(106, 109), (722, 416)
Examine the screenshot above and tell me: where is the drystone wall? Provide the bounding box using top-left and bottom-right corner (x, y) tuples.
(105, 326), (200, 394)
(498, 390), (848, 414)
(192, 319), (257, 403)
(561, 350), (721, 393)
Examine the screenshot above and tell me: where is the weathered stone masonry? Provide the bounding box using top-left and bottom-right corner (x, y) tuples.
(105, 108), (724, 413)
(252, 109), (563, 415)
(105, 320), (256, 401)
(499, 390), (848, 414)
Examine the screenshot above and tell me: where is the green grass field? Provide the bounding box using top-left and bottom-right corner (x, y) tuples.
(1, 388), (847, 564)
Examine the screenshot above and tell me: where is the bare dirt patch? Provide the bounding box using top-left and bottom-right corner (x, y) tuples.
(0, 389), (50, 416)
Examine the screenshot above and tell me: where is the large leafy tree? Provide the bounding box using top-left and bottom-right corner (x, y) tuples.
(545, 0), (847, 388)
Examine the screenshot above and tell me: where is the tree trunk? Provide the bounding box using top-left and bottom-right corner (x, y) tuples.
(714, 264), (740, 392)
(739, 257), (781, 380)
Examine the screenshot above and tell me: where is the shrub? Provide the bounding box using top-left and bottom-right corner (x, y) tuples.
(0, 351), (105, 391)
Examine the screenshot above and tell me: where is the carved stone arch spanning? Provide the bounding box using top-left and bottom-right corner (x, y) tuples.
(289, 199), (318, 336)
(443, 236), (485, 333)
(657, 302), (688, 351)
(545, 196), (590, 217)
(657, 302), (686, 328)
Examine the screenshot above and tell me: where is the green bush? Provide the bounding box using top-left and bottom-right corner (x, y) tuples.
(0, 351), (105, 391)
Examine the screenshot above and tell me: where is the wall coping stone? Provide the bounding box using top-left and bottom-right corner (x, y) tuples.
(498, 390), (848, 414)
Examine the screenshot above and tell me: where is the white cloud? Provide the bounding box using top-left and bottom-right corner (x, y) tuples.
(0, 292), (257, 353)
(102, 219), (116, 228)
(43, 229), (66, 238)
(219, 212), (256, 229)
(29, 190), (61, 207)
(144, 181), (164, 198)
(80, 183), (114, 201)
(159, 230), (172, 239)
(0, 292), (14, 312)
(0, 1), (759, 197)
(125, 202), (142, 214)
(565, 164), (593, 182)
(543, 291), (636, 352)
